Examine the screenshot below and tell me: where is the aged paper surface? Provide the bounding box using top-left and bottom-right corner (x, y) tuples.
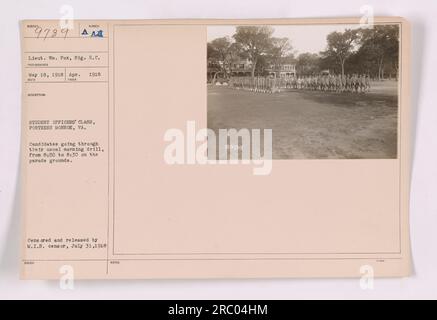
(20, 17), (411, 279)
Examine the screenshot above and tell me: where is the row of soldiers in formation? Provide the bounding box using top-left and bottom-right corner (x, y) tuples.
(285, 74), (371, 93)
(228, 74), (372, 94)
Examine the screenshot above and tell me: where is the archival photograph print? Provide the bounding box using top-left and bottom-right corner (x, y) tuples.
(207, 24), (400, 159)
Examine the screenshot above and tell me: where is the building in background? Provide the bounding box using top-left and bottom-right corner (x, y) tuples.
(266, 63), (296, 78)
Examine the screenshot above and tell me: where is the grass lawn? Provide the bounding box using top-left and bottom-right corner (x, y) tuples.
(207, 80), (398, 159)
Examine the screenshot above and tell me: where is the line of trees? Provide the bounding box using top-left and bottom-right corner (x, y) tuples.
(207, 26), (293, 78)
(319, 25), (399, 79)
(208, 25), (399, 80)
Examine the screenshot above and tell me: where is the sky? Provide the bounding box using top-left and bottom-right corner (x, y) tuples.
(207, 24), (362, 55)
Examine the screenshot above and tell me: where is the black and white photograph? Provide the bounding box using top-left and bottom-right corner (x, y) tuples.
(4, 0), (437, 302)
(207, 23), (400, 159)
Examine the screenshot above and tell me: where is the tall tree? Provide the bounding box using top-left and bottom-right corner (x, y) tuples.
(358, 25), (399, 80)
(296, 52), (321, 75)
(233, 26), (274, 78)
(325, 29), (359, 76)
(269, 37), (292, 65)
(208, 36), (233, 77)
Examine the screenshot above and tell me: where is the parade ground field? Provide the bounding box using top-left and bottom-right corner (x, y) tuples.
(207, 80), (398, 159)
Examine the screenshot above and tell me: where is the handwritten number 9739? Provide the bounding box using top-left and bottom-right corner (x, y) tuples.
(34, 26), (69, 40)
